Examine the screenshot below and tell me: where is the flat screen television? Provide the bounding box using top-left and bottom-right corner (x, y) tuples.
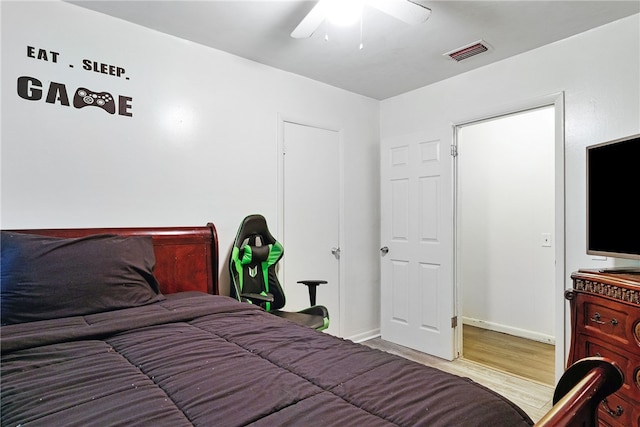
(586, 133), (640, 264)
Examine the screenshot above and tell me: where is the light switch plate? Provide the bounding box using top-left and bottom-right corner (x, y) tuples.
(541, 233), (552, 247)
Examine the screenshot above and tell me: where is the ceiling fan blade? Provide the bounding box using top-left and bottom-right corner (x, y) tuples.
(368, 0), (431, 25)
(291, 1), (327, 39)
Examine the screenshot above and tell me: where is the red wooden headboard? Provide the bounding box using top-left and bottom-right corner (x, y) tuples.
(6, 223), (219, 295)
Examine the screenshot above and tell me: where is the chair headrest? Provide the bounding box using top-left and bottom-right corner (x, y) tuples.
(233, 215), (277, 249)
(241, 244), (270, 264)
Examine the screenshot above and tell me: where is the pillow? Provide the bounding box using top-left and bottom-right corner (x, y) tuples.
(1, 232), (165, 325)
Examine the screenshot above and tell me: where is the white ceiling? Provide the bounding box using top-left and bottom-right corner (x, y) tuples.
(68, 0), (640, 100)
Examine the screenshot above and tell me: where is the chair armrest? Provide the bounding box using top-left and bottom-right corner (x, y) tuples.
(297, 280), (328, 306)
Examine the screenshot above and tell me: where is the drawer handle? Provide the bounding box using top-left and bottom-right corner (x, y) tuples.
(601, 398), (623, 417)
(590, 312), (618, 326)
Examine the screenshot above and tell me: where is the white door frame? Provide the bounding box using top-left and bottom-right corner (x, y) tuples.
(276, 113), (345, 337)
(452, 92), (566, 381)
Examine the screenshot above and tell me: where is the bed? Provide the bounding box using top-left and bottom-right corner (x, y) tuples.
(0, 224), (623, 426)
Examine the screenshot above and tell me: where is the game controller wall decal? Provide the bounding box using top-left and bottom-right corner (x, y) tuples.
(73, 88), (116, 114)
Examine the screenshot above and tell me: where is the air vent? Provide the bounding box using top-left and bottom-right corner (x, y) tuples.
(444, 40), (491, 62)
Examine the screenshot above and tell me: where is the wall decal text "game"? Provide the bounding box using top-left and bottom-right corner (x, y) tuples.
(17, 76), (133, 117)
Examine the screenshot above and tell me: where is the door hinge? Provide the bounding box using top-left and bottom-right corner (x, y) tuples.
(451, 316), (458, 328)
(450, 145), (458, 157)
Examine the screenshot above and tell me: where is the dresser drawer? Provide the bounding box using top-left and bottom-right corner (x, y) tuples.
(578, 293), (637, 347)
(578, 335), (640, 402)
(596, 391), (638, 427)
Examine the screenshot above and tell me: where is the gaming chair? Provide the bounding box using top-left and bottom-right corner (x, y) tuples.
(229, 214), (329, 331)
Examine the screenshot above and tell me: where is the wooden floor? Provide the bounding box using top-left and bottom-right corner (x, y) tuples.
(362, 334), (555, 423)
(463, 325), (555, 385)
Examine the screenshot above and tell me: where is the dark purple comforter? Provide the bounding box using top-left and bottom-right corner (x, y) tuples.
(1, 292), (533, 426)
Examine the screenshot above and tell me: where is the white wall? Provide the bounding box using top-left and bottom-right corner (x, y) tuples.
(459, 107), (556, 343)
(381, 14), (640, 369)
(0, 1), (381, 339)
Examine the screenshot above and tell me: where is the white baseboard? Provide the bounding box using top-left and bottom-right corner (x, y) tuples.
(347, 328), (381, 343)
(463, 317), (555, 345)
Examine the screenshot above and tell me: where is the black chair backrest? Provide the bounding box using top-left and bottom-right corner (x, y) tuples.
(229, 215), (286, 311)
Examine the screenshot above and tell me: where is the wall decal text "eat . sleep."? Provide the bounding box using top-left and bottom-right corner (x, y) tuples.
(27, 46), (129, 80)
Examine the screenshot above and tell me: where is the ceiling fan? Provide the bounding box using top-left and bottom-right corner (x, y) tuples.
(291, 0), (432, 39)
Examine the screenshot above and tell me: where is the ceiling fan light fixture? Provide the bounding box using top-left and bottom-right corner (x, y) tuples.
(325, 0), (365, 27)
(291, 0), (430, 39)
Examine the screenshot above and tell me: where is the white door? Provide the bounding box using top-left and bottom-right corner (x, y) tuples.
(281, 121), (341, 336)
(380, 131), (455, 360)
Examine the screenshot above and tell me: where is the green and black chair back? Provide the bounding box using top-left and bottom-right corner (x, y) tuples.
(229, 214), (329, 331)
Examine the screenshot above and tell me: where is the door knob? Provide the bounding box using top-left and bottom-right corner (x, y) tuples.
(380, 246), (389, 256)
(331, 247), (341, 259)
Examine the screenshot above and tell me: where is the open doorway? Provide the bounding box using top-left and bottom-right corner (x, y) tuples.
(455, 106), (556, 385)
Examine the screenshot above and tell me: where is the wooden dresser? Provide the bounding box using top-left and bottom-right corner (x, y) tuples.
(566, 270), (640, 427)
